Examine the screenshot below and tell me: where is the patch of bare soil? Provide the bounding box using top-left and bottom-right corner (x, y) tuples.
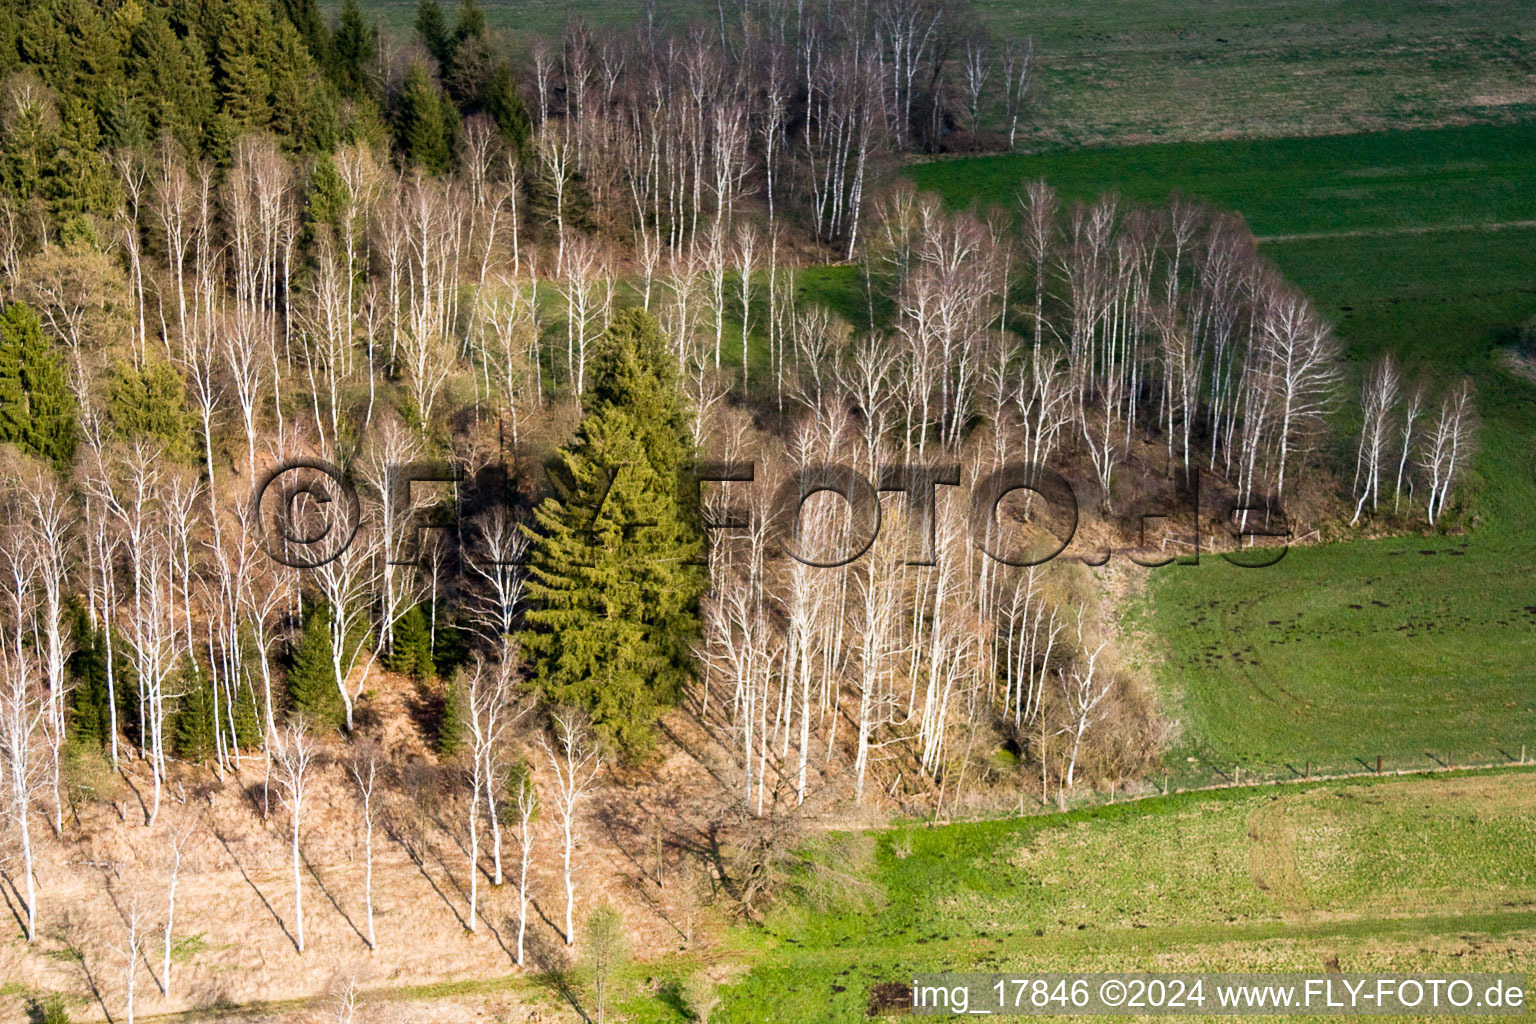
(0, 670), (754, 1023)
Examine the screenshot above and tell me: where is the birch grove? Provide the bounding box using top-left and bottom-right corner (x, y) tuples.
(0, 117), (1472, 853)
(0, 0), (1490, 989)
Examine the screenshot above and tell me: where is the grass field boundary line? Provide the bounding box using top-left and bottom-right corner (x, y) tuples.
(1257, 218), (1536, 243)
(904, 758), (1536, 831)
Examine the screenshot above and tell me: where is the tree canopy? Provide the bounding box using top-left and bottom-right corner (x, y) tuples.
(0, 0), (348, 162)
(396, 59), (455, 173)
(0, 301), (76, 469)
(520, 310), (703, 756)
(105, 359), (195, 462)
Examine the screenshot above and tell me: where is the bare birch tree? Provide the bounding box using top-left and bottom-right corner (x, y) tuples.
(0, 641), (43, 941)
(158, 820), (195, 997)
(540, 709), (601, 945)
(1420, 379), (1478, 526)
(350, 744), (381, 951)
(115, 893), (150, 1024)
(273, 720), (318, 953)
(512, 764), (537, 965)
(1351, 354), (1401, 525)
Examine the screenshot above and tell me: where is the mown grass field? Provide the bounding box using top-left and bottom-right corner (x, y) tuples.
(904, 123), (1536, 783)
(909, 124), (1536, 235)
(1147, 222), (1536, 780)
(969, 0), (1536, 145)
(347, 0), (1535, 145)
(617, 769), (1536, 1023)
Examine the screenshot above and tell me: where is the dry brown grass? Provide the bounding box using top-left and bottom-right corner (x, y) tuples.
(0, 669), (747, 1023)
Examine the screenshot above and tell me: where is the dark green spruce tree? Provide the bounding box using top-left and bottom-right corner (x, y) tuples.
(105, 359), (195, 462)
(0, 87), (53, 210)
(67, 606), (113, 749)
(414, 0), (453, 65)
(212, 0), (275, 132)
(331, 0), (376, 98)
(268, 18), (339, 152)
(436, 666), (468, 756)
(520, 309), (702, 755)
(230, 678), (264, 749)
(46, 98), (119, 239)
(396, 60), (454, 173)
(287, 603), (346, 729)
(276, 0), (334, 72)
(174, 665), (219, 761)
(453, 0), (487, 46)
(485, 63), (532, 161)
(0, 301), (77, 469)
(126, 10), (216, 154)
(388, 603), (436, 680)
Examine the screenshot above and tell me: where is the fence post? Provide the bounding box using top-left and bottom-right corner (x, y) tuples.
(1305, 760), (1310, 779)
(1376, 754), (1382, 774)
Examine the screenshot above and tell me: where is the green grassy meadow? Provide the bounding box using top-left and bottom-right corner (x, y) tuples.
(903, 123), (1536, 783)
(909, 123), (1536, 235)
(622, 769), (1536, 1023)
(972, 0), (1536, 146)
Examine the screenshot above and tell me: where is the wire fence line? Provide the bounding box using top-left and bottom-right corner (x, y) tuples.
(1163, 743), (1533, 793)
(914, 745), (1536, 829)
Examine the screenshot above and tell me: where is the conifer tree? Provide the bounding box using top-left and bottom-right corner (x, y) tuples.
(106, 360), (195, 462)
(415, 598), (473, 678)
(521, 310), (702, 755)
(235, 683), (263, 749)
(287, 604), (346, 729)
(0, 83), (54, 212)
(0, 302), (77, 470)
(20, 0), (122, 118)
(414, 0), (453, 65)
(277, 0), (334, 72)
(331, 0), (376, 98)
(388, 604), (436, 681)
(67, 607), (113, 750)
(453, 0), (487, 46)
(127, 10), (216, 154)
(0, 5), (18, 78)
(397, 60), (453, 173)
(214, 0), (274, 131)
(304, 153), (348, 234)
(47, 98), (119, 236)
(174, 667), (218, 761)
(485, 63), (532, 160)
(269, 19), (338, 151)
(116, 650), (143, 750)
(436, 666), (468, 756)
